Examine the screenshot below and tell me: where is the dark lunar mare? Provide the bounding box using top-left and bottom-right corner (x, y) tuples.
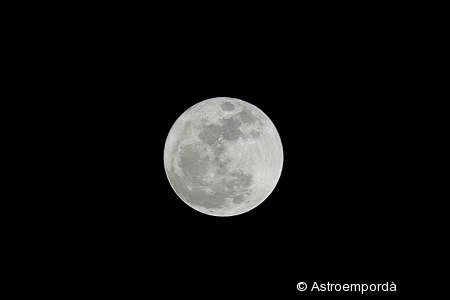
(221, 117), (243, 141)
(198, 124), (221, 145)
(221, 102), (235, 111)
(172, 141), (254, 209)
(236, 108), (256, 124)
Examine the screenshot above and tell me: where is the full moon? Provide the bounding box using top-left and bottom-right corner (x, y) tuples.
(164, 97), (283, 216)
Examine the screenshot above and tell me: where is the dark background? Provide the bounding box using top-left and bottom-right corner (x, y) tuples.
(90, 45), (410, 297)
(35, 6), (422, 297)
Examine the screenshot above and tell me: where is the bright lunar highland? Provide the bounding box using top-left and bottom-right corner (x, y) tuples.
(164, 97), (283, 216)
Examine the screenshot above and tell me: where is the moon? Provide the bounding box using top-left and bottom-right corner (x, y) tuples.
(164, 97), (283, 216)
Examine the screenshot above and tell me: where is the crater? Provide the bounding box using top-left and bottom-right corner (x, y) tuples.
(232, 195), (245, 204)
(185, 186), (226, 209)
(213, 142), (225, 157)
(250, 129), (261, 138)
(230, 171), (252, 189)
(221, 102), (235, 111)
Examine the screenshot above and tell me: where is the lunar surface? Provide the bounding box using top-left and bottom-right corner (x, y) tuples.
(164, 97), (283, 216)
